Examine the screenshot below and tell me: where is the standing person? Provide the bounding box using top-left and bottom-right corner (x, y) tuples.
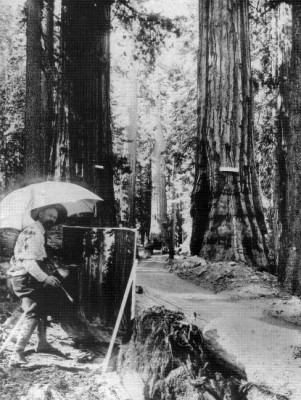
(7, 206), (63, 364)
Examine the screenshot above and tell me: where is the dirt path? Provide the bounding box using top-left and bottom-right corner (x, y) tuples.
(136, 256), (301, 400)
(137, 257), (272, 326)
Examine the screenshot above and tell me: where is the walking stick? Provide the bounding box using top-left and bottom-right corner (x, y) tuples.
(49, 260), (74, 303)
(59, 284), (74, 303)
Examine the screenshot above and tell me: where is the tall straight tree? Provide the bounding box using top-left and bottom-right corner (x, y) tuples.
(24, 0), (44, 179)
(42, 0), (54, 177)
(278, 3), (301, 294)
(52, 0), (115, 226)
(149, 79), (168, 244)
(273, 4), (291, 280)
(126, 24), (138, 228)
(191, 0), (269, 268)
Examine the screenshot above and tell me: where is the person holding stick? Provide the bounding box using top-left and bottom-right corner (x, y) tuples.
(7, 206), (66, 365)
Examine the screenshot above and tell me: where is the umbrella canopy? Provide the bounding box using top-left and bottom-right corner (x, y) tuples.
(0, 181), (102, 230)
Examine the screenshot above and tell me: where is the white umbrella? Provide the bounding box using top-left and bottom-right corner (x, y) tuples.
(0, 181), (102, 230)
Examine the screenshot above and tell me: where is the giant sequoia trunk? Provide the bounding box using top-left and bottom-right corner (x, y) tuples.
(191, 0), (268, 268)
(24, 0), (44, 179)
(149, 81), (168, 244)
(126, 27), (138, 228)
(278, 4), (301, 295)
(51, 0), (115, 226)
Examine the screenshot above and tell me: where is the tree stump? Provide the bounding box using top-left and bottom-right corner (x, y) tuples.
(59, 227), (136, 344)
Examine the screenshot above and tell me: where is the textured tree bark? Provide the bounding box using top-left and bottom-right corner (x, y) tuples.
(52, 0), (115, 226)
(59, 227), (135, 341)
(279, 4), (301, 295)
(24, 0), (44, 179)
(273, 5), (291, 281)
(126, 26), (138, 228)
(50, 0), (70, 182)
(41, 0), (54, 177)
(136, 161), (152, 245)
(149, 80), (168, 244)
(191, 0), (269, 268)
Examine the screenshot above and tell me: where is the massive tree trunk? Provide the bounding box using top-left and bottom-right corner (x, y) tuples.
(117, 26), (138, 228)
(278, 4), (301, 294)
(41, 0), (54, 177)
(149, 80), (168, 244)
(24, 0), (44, 179)
(52, 0), (115, 226)
(191, 0), (269, 268)
(126, 26), (138, 228)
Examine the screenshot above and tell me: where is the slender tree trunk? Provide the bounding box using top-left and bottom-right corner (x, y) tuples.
(191, 0), (268, 268)
(149, 80), (168, 244)
(24, 0), (44, 179)
(169, 158), (177, 259)
(41, 0), (54, 177)
(136, 161), (152, 245)
(274, 5), (291, 280)
(279, 4), (301, 294)
(53, 0), (115, 226)
(126, 26), (138, 228)
(51, 0), (70, 181)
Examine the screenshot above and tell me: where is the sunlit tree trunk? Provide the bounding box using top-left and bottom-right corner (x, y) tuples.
(273, 4), (291, 280)
(150, 80), (168, 244)
(278, 3), (301, 294)
(169, 157), (177, 259)
(191, 0), (268, 268)
(24, 0), (44, 179)
(52, 0), (115, 226)
(126, 26), (138, 228)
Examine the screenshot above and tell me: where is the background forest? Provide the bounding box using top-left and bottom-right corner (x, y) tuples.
(0, 0), (300, 295)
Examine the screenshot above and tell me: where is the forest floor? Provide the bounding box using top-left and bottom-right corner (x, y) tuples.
(0, 252), (301, 399)
(0, 302), (130, 400)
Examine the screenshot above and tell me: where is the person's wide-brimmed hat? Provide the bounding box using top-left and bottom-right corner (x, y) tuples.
(30, 204), (68, 225)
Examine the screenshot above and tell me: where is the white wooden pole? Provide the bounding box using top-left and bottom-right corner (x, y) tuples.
(102, 258), (138, 373)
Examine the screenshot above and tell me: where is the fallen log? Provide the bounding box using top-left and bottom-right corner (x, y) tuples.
(202, 316), (298, 400)
(117, 306), (289, 400)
